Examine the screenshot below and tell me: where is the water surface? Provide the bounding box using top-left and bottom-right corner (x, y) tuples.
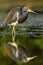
(0, 12), (43, 65)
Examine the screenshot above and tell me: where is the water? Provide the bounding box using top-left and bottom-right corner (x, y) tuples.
(0, 12), (43, 65)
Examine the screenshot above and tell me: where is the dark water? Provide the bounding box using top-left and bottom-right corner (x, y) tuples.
(0, 12), (43, 65)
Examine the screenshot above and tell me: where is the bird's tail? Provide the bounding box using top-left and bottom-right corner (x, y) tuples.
(27, 56), (37, 62)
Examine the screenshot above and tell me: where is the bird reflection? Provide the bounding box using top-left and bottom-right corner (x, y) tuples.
(5, 42), (37, 63)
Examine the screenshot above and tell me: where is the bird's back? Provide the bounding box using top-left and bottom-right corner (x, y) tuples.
(4, 7), (22, 24)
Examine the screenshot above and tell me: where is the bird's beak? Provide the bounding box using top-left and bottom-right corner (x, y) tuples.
(27, 56), (37, 62)
(27, 9), (37, 14)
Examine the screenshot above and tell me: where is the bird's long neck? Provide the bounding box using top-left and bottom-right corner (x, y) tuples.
(17, 11), (19, 21)
(23, 12), (28, 18)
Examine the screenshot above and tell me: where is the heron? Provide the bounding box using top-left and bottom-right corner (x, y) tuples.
(4, 6), (37, 62)
(4, 6), (36, 42)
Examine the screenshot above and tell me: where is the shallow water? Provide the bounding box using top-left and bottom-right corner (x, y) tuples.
(0, 12), (43, 65)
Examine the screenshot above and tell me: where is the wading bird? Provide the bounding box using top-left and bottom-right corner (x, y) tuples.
(4, 6), (36, 42)
(4, 6), (37, 62)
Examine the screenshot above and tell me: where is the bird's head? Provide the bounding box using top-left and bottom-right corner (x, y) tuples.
(22, 6), (37, 14)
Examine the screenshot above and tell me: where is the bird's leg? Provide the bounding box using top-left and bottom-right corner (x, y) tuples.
(12, 25), (15, 43)
(11, 25), (19, 57)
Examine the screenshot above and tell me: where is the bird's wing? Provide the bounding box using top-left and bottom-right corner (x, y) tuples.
(4, 10), (14, 23)
(4, 7), (21, 23)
